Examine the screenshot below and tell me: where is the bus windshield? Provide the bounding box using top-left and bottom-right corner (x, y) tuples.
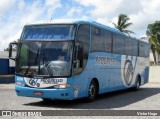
(17, 41), (73, 77)
(22, 25), (75, 40)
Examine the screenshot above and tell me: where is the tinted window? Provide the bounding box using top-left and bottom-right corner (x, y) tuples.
(125, 38), (132, 55)
(91, 27), (112, 52)
(91, 27), (104, 52)
(22, 25), (75, 40)
(77, 25), (90, 54)
(113, 34), (125, 54)
(132, 40), (138, 56)
(104, 30), (112, 52)
(74, 24), (90, 75)
(139, 42), (149, 57)
(145, 43), (150, 57)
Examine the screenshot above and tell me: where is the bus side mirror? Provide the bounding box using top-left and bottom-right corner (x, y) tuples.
(9, 42), (18, 61)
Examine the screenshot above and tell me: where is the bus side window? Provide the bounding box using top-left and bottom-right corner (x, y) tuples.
(74, 43), (83, 68)
(73, 24), (90, 75)
(113, 34), (125, 54)
(125, 38), (133, 55)
(133, 40), (138, 56)
(139, 42), (149, 58)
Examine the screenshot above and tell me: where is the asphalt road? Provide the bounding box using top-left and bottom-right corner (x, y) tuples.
(0, 83), (160, 118)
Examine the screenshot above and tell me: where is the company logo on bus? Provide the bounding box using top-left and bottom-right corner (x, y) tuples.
(123, 60), (134, 86)
(96, 56), (117, 65)
(24, 77), (67, 88)
(29, 79), (38, 86)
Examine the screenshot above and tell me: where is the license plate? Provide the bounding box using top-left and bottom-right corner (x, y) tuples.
(34, 91), (43, 96)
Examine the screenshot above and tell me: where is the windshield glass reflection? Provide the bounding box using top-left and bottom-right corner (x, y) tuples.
(22, 25), (75, 40)
(17, 41), (73, 77)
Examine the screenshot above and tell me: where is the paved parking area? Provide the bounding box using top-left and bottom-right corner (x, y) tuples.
(0, 80), (160, 119)
(0, 83), (160, 110)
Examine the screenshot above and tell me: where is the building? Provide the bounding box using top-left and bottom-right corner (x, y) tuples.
(0, 51), (15, 75)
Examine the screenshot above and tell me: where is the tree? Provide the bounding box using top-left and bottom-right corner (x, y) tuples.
(146, 21), (160, 65)
(113, 14), (135, 35)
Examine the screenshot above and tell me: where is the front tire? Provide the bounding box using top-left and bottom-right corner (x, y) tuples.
(132, 78), (141, 91)
(42, 98), (52, 102)
(86, 80), (97, 102)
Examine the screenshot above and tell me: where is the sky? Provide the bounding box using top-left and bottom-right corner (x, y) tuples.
(1, 0), (160, 51)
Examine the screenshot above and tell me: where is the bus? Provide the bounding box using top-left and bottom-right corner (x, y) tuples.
(9, 19), (150, 102)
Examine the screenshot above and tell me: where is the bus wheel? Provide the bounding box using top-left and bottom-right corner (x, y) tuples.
(86, 80), (97, 102)
(42, 98), (52, 102)
(132, 78), (141, 91)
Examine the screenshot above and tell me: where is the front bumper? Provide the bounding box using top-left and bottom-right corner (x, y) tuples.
(15, 85), (75, 100)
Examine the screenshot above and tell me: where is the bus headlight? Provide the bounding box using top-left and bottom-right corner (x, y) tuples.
(54, 84), (71, 88)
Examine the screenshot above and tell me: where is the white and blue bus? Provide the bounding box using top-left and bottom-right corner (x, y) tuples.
(9, 19), (150, 102)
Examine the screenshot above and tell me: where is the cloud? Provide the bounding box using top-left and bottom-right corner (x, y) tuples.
(0, 0), (16, 18)
(1, 0), (160, 50)
(76, 0), (160, 38)
(0, 0), (62, 50)
(67, 7), (82, 17)
(44, 0), (62, 19)
(129, 0), (160, 37)
(75, 0), (123, 19)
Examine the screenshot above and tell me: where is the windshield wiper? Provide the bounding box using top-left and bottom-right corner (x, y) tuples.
(24, 49), (40, 76)
(42, 54), (54, 77)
